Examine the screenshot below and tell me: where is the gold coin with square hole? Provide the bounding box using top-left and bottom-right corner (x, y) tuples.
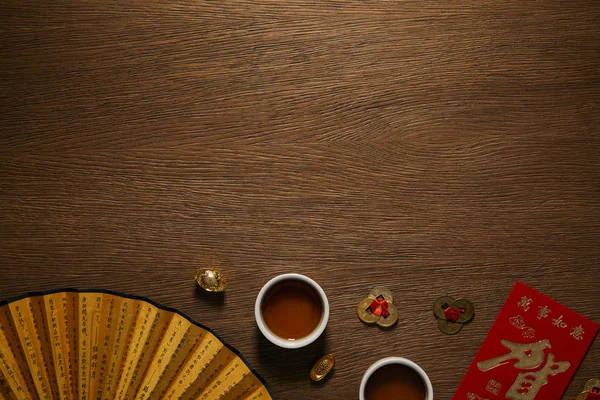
(438, 318), (463, 335)
(368, 287), (394, 303)
(453, 299), (475, 323)
(357, 298), (380, 324)
(584, 378), (600, 391)
(433, 296), (456, 320)
(376, 303), (398, 328)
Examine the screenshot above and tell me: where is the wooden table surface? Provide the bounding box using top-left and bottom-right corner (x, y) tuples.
(1, 0), (599, 398)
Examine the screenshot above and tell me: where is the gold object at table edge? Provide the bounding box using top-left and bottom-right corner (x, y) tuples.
(584, 378), (600, 391)
(310, 354), (335, 382)
(195, 268), (227, 292)
(576, 378), (600, 399)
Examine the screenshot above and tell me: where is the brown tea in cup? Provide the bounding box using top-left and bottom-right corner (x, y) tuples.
(364, 363), (427, 400)
(261, 279), (323, 340)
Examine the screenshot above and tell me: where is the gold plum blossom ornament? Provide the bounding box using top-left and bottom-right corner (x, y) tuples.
(576, 379), (600, 400)
(195, 268), (227, 292)
(434, 296), (474, 334)
(357, 287), (398, 328)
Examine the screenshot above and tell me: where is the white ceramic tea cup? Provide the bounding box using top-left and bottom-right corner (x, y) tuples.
(359, 357), (433, 400)
(255, 273), (329, 349)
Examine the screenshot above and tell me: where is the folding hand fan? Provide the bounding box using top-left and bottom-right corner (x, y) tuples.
(0, 289), (273, 400)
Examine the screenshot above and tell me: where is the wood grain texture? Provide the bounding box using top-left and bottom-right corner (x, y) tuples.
(1, 0), (599, 399)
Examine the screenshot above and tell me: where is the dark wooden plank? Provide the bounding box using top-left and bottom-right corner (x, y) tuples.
(1, 0), (599, 398)
(1, 143), (598, 399)
(1, 0), (599, 149)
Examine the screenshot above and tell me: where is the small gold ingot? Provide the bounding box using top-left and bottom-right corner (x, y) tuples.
(310, 354), (335, 382)
(195, 269), (227, 292)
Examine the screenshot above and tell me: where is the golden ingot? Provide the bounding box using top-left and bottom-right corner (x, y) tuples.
(576, 379), (600, 400)
(195, 269), (227, 292)
(310, 354), (335, 382)
(357, 287), (398, 327)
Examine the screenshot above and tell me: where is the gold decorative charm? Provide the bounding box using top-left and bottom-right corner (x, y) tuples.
(195, 269), (227, 292)
(434, 296), (474, 334)
(576, 379), (600, 400)
(310, 354), (335, 382)
(357, 287), (398, 328)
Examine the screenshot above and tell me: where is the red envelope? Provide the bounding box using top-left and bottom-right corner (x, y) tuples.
(453, 281), (599, 400)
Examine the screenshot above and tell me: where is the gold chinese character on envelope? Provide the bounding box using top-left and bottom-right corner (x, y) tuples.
(452, 282), (599, 400)
(478, 340), (569, 399)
